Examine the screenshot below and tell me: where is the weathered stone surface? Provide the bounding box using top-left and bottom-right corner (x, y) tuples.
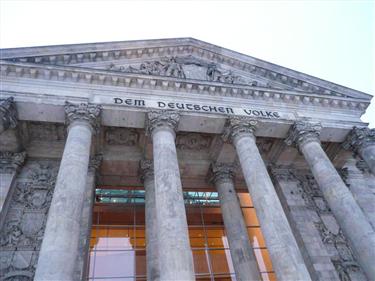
(286, 121), (375, 280)
(210, 163), (261, 281)
(0, 160), (58, 280)
(34, 104), (101, 281)
(343, 127), (375, 175)
(74, 155), (102, 281)
(272, 166), (368, 281)
(140, 160), (160, 281)
(147, 110), (194, 281)
(0, 97), (18, 134)
(226, 117), (312, 281)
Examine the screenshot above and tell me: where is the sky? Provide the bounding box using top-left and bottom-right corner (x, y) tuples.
(0, 0), (374, 127)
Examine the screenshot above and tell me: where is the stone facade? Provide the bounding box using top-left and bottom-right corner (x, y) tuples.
(0, 38), (374, 281)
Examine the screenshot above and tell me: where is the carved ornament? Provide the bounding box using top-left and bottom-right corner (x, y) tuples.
(0, 151), (26, 173)
(0, 97), (18, 132)
(0, 62), (368, 112)
(176, 133), (212, 151)
(64, 102), (102, 133)
(88, 154), (103, 172)
(146, 110), (180, 136)
(109, 55), (253, 85)
(105, 127), (139, 146)
(139, 160), (154, 183)
(342, 126), (375, 153)
(0, 161), (58, 279)
(27, 122), (66, 141)
(222, 116), (257, 142)
(285, 120), (322, 148)
(209, 163), (236, 184)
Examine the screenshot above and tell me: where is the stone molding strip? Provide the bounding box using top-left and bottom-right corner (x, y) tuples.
(0, 61), (369, 112)
(1, 43), (362, 98)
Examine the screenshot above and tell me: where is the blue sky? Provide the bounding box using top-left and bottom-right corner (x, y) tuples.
(1, 0), (374, 127)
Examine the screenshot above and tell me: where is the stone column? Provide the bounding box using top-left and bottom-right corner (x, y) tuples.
(34, 102), (101, 281)
(225, 116), (311, 281)
(146, 110), (195, 281)
(75, 155), (102, 281)
(285, 120), (375, 280)
(140, 160), (160, 281)
(0, 97), (18, 134)
(0, 151), (26, 226)
(210, 163), (261, 281)
(342, 126), (375, 175)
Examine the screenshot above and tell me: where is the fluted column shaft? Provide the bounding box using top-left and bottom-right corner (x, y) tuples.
(75, 155), (102, 281)
(343, 126), (375, 175)
(147, 110), (194, 281)
(140, 160), (160, 281)
(34, 103), (101, 281)
(226, 117), (311, 281)
(286, 121), (375, 280)
(211, 163), (261, 281)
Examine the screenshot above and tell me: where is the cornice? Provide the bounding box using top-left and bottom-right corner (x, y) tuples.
(0, 61), (369, 113)
(1, 38), (371, 100)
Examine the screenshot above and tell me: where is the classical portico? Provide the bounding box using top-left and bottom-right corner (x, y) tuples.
(0, 38), (374, 281)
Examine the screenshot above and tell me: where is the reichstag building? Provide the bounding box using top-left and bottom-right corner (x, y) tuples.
(0, 38), (374, 281)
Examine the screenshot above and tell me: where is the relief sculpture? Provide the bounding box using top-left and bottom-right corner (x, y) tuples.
(295, 172), (363, 281)
(0, 161), (58, 281)
(107, 55), (259, 86)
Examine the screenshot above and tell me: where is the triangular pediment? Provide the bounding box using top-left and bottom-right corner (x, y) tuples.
(0, 38), (371, 100)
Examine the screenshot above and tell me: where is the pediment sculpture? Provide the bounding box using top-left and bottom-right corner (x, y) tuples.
(107, 55), (259, 86)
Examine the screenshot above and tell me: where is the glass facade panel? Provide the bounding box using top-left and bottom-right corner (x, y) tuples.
(242, 207), (260, 226)
(209, 249), (233, 275)
(88, 188), (275, 280)
(192, 249), (210, 274)
(92, 250), (136, 278)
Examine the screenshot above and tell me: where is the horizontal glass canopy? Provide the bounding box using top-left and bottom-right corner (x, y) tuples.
(96, 189), (220, 205)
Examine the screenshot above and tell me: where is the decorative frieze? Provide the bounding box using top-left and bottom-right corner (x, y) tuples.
(146, 110), (180, 136)
(222, 116), (257, 142)
(0, 151), (26, 173)
(285, 120), (322, 148)
(342, 126), (375, 152)
(64, 102), (102, 132)
(176, 133), (212, 151)
(0, 62), (368, 112)
(0, 96), (18, 133)
(105, 127), (139, 146)
(27, 122), (66, 142)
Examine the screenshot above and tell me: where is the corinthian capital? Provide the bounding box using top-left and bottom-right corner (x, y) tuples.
(0, 151), (26, 173)
(285, 120), (322, 148)
(146, 110), (180, 136)
(342, 126), (375, 152)
(64, 102), (102, 133)
(0, 97), (18, 133)
(209, 163), (236, 184)
(222, 116), (257, 142)
(139, 160), (154, 183)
